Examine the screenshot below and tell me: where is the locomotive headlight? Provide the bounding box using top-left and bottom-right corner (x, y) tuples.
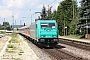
(53, 35), (57, 38)
(41, 36), (44, 37)
(41, 35), (45, 38)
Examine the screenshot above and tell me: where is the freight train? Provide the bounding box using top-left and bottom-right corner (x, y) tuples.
(18, 20), (58, 47)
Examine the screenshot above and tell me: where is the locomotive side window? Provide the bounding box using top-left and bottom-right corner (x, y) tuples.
(41, 23), (56, 28)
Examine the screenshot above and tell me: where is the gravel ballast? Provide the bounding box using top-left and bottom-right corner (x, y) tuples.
(24, 38), (52, 60)
(59, 43), (90, 60)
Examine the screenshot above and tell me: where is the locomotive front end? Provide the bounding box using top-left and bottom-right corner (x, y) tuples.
(37, 20), (58, 47)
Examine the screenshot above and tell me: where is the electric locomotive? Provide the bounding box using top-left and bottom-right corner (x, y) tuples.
(30, 20), (58, 47)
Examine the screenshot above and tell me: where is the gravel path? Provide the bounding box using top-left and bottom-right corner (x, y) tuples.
(1, 35), (40, 60)
(0, 36), (11, 60)
(59, 43), (90, 60)
(0, 36), (9, 51)
(24, 38), (52, 60)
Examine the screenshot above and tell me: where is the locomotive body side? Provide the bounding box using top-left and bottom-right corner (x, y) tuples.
(30, 22), (37, 40)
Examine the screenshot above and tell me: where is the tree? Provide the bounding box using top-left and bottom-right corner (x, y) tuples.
(40, 5), (53, 20)
(2, 22), (11, 30)
(0, 24), (2, 30)
(52, 0), (78, 35)
(41, 5), (47, 19)
(77, 0), (90, 35)
(52, 10), (57, 20)
(47, 6), (52, 19)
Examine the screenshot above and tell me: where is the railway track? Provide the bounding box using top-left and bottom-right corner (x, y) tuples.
(20, 34), (83, 60)
(43, 48), (85, 60)
(20, 34), (90, 60)
(59, 38), (90, 51)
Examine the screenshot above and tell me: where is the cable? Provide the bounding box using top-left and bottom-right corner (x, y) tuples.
(48, 0), (57, 5)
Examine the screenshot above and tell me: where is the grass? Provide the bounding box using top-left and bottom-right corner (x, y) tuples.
(6, 33), (18, 53)
(18, 50), (24, 55)
(9, 33), (19, 43)
(62, 35), (90, 40)
(0, 31), (5, 34)
(6, 48), (15, 53)
(6, 44), (16, 53)
(64, 35), (83, 39)
(6, 33), (24, 59)
(9, 33), (18, 38)
(7, 44), (15, 48)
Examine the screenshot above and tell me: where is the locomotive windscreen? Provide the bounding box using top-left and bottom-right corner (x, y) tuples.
(41, 23), (56, 28)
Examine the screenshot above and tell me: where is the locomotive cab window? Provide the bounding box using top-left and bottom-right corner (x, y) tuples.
(41, 23), (56, 28)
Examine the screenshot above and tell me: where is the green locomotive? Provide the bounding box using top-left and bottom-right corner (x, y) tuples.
(30, 20), (58, 47)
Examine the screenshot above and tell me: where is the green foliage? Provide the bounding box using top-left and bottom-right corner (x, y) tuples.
(6, 44), (16, 53)
(0, 31), (5, 34)
(41, 5), (47, 19)
(40, 5), (52, 19)
(9, 33), (19, 43)
(18, 50), (24, 55)
(9, 33), (17, 37)
(0, 24), (2, 29)
(77, 0), (90, 35)
(7, 44), (14, 48)
(0, 22), (11, 30)
(52, 10), (57, 20)
(64, 35), (84, 39)
(52, 0), (78, 36)
(6, 48), (15, 53)
(47, 6), (52, 19)
(12, 58), (21, 60)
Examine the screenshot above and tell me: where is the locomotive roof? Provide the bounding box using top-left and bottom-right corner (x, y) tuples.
(37, 20), (56, 22)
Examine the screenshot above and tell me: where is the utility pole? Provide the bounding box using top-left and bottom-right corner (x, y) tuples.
(64, 19), (65, 36)
(31, 13), (35, 24)
(12, 16), (14, 33)
(86, 19), (88, 34)
(4, 18), (5, 32)
(15, 20), (16, 26)
(73, 0), (74, 20)
(72, 0), (75, 35)
(20, 20), (22, 27)
(23, 17), (26, 25)
(31, 15), (32, 24)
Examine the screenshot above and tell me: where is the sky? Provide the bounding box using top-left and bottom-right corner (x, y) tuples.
(0, 0), (81, 25)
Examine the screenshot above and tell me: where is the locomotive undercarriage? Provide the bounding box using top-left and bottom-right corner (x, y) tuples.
(19, 33), (58, 47)
(38, 38), (58, 47)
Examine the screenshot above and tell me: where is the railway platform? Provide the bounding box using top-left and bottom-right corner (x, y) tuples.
(0, 34), (40, 60)
(59, 35), (90, 43)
